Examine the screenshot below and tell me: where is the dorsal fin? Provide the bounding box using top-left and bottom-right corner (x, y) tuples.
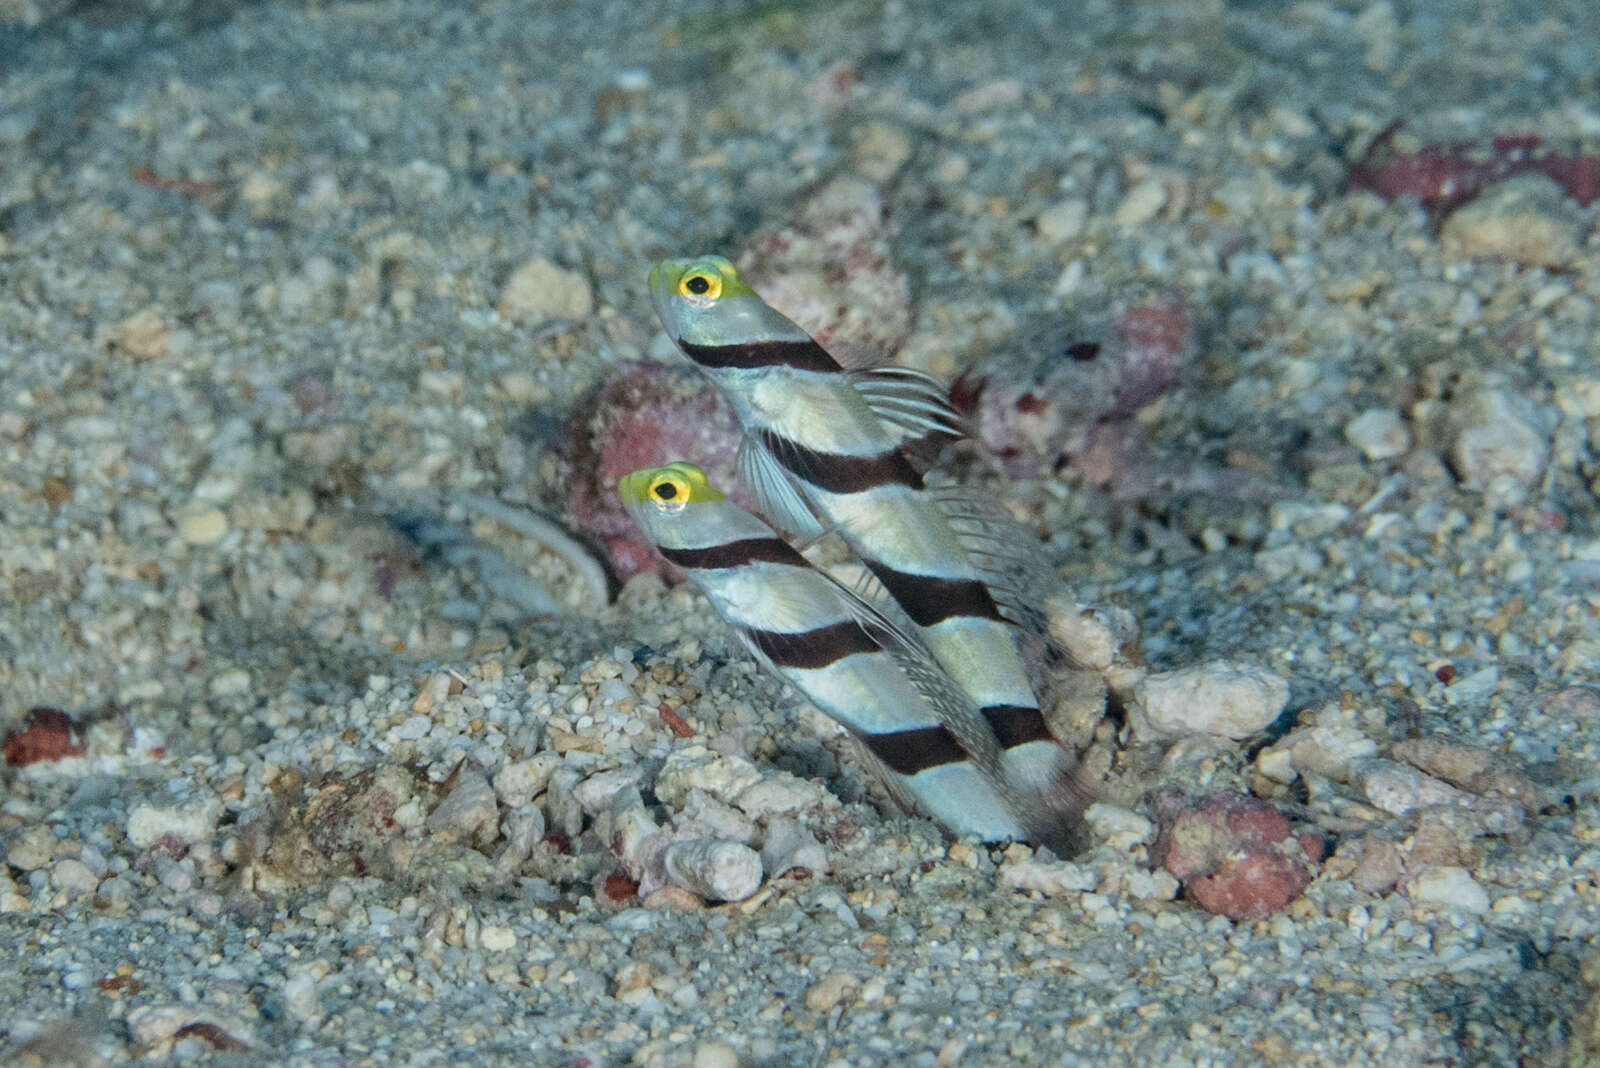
(847, 366), (968, 440)
(925, 476), (1057, 636)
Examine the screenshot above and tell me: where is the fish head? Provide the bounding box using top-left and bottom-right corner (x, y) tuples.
(618, 461), (727, 539)
(647, 255), (763, 346)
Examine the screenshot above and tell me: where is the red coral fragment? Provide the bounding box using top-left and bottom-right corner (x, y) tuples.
(1348, 122), (1600, 213)
(1154, 790), (1321, 921)
(3, 707), (87, 766)
(658, 703), (695, 738)
(602, 871), (639, 902)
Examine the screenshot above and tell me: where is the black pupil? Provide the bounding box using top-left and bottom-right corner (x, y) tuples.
(655, 482), (678, 500)
(685, 275), (711, 295)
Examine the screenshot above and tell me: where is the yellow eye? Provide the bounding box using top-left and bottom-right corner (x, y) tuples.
(677, 271), (722, 300)
(648, 473), (691, 510)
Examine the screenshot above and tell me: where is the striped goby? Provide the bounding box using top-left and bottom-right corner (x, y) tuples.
(646, 256), (1076, 832)
(618, 462), (1045, 845)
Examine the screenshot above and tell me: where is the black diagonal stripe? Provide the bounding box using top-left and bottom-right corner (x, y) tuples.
(864, 560), (1006, 628)
(659, 538), (806, 571)
(758, 429), (925, 494)
(679, 339), (842, 374)
(859, 724), (969, 775)
(748, 621), (879, 670)
(982, 704), (1053, 750)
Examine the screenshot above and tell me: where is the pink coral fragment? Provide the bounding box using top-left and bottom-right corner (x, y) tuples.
(563, 363), (745, 582)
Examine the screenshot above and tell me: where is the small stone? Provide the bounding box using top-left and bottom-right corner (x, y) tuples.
(1449, 388), (1550, 501)
(1036, 198), (1088, 243)
(498, 254), (592, 326)
(97, 306), (171, 360)
(1044, 598), (1138, 673)
(175, 504), (229, 547)
(127, 799), (222, 850)
(1340, 835), (1405, 894)
(282, 967), (321, 1025)
(733, 773), (834, 819)
(208, 669), (252, 699)
(1440, 174), (1582, 267)
(759, 818), (829, 878)
(544, 767), (585, 838)
(1392, 737), (1546, 806)
(479, 924), (516, 952)
(426, 771), (499, 846)
(951, 78), (1024, 112)
(847, 120), (912, 185)
(1083, 803), (1154, 848)
(1407, 865), (1490, 912)
(662, 838), (763, 902)
(1114, 178), (1168, 227)
(653, 746), (763, 808)
(51, 858), (98, 894)
(1267, 725), (1379, 783)
(494, 753), (562, 808)
(998, 857), (1097, 896)
(642, 885), (704, 910)
(802, 972), (861, 1013)
(572, 768), (644, 816)
(3, 707), (87, 766)
(7, 826), (56, 870)
(691, 1039), (741, 1068)
(1133, 661), (1288, 740)
(127, 1005), (254, 1051)
(1344, 408), (1412, 461)
(1355, 759), (1469, 817)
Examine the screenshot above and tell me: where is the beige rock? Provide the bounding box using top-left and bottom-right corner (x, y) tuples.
(1114, 178), (1167, 227)
(847, 120), (912, 185)
(1133, 661), (1288, 740)
(1441, 174), (1581, 267)
(175, 504), (229, 547)
(1406, 865), (1489, 912)
(497, 254), (592, 325)
(97, 306), (171, 360)
(803, 971), (861, 1012)
(1344, 408), (1411, 461)
(1036, 198), (1088, 243)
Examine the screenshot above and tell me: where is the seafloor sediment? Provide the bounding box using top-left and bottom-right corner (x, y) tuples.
(2, 1), (1598, 1064)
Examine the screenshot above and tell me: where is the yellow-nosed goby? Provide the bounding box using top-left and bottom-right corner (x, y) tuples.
(619, 462), (1046, 845)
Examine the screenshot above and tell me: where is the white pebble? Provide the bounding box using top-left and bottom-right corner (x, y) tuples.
(126, 799), (222, 850)
(479, 924), (516, 952)
(1114, 178), (1167, 227)
(50, 858), (98, 894)
(1344, 408), (1411, 461)
(663, 838), (763, 902)
(653, 746), (763, 807)
(1133, 661), (1287, 740)
(1407, 866), (1490, 913)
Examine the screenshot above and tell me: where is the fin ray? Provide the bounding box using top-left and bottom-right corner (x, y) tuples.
(737, 435), (827, 541)
(848, 366), (969, 439)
